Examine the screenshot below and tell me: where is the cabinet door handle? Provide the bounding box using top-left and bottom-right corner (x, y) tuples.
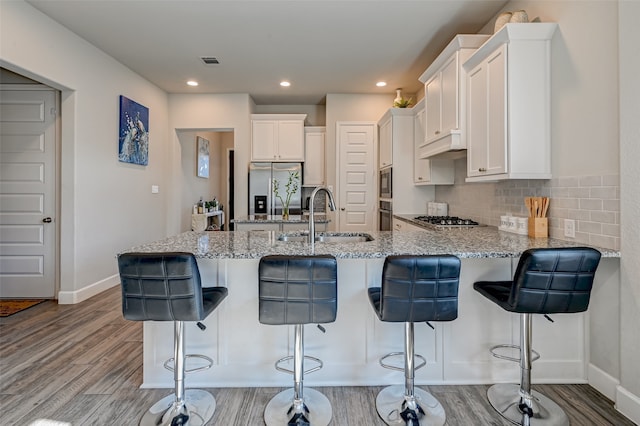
(434, 130), (440, 135)
(42, 217), (52, 223)
(340, 208), (345, 211)
(478, 167), (487, 172)
(418, 176), (423, 180)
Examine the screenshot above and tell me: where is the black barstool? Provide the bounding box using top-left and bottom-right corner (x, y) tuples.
(258, 255), (338, 426)
(474, 247), (601, 426)
(117, 252), (228, 426)
(368, 255), (461, 426)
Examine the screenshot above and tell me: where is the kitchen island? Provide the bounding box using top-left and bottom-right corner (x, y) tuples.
(123, 228), (620, 389)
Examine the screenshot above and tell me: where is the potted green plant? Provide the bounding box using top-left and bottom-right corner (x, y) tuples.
(272, 171), (300, 220)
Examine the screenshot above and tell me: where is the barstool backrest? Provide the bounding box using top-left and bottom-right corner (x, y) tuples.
(509, 247), (601, 313)
(118, 252), (207, 322)
(259, 255), (338, 325)
(379, 255), (461, 322)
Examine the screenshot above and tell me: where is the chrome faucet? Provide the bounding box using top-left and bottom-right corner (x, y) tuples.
(308, 186), (337, 247)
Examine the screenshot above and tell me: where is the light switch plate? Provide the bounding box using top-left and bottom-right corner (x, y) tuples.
(151, 185), (159, 194)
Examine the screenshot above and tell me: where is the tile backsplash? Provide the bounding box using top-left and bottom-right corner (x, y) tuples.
(435, 159), (620, 250)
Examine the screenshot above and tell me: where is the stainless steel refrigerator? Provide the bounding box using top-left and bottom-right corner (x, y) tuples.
(248, 162), (303, 215)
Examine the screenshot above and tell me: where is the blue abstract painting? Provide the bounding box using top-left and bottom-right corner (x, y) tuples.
(119, 95), (149, 165)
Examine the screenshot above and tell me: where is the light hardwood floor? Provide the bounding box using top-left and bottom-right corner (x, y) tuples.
(0, 286), (634, 425)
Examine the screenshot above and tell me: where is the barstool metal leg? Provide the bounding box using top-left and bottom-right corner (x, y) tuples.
(140, 321), (216, 426)
(264, 324), (332, 426)
(487, 314), (569, 426)
(375, 323), (446, 426)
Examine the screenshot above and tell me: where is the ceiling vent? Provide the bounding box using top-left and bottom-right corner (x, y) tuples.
(201, 57), (220, 65)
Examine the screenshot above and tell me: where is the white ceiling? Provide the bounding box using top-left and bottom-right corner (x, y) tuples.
(26, 0), (508, 105)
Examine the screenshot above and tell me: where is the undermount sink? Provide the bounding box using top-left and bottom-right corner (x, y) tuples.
(277, 233), (374, 243)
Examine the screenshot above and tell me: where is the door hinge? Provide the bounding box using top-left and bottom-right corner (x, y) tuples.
(50, 107), (57, 116)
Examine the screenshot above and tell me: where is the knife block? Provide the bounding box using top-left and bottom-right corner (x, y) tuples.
(528, 217), (548, 238)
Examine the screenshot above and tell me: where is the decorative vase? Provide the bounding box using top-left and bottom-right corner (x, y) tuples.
(494, 11), (512, 32)
(509, 10), (529, 23)
(394, 89), (403, 106)
(282, 208), (289, 220)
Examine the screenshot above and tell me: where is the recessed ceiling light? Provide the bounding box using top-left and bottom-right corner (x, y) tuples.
(376, 81), (387, 87)
(187, 80), (199, 87)
(280, 81), (291, 87)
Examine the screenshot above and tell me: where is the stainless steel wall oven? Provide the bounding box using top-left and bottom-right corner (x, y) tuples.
(379, 168), (392, 199)
(379, 200), (392, 231)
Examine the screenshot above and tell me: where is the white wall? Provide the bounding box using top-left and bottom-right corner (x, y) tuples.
(0, 1), (169, 301)
(618, 0), (640, 421)
(254, 104), (326, 127)
(177, 130), (228, 232)
(167, 93), (252, 237)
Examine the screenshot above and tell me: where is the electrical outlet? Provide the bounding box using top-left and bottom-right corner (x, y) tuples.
(564, 219), (575, 238)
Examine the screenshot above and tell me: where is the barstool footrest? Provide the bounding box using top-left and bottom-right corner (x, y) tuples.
(275, 355), (323, 376)
(163, 354), (214, 374)
(489, 344), (540, 363)
(379, 351), (427, 372)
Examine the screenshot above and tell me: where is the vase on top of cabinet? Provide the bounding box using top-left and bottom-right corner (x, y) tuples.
(463, 23), (558, 182)
(418, 34), (490, 160)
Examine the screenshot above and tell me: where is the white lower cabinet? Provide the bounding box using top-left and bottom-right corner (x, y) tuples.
(234, 221), (326, 232)
(464, 23), (558, 182)
(282, 221), (326, 232)
(393, 218), (424, 232)
(234, 223), (280, 232)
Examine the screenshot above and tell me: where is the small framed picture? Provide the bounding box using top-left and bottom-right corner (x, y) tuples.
(197, 136), (210, 178)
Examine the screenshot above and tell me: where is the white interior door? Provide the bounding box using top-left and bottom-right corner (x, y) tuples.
(336, 122), (376, 232)
(0, 88), (58, 298)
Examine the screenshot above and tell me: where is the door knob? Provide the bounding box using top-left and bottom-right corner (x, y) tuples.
(43, 217), (52, 223)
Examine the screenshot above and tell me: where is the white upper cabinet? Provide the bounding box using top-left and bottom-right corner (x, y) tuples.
(251, 114), (306, 161)
(303, 127), (325, 186)
(463, 23), (558, 182)
(418, 34), (490, 159)
(413, 99), (454, 185)
(378, 115), (393, 168)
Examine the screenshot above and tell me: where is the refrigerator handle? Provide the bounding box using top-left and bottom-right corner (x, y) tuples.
(269, 177), (274, 215)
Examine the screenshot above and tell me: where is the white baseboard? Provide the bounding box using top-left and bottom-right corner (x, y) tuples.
(588, 363), (619, 401)
(57, 274), (119, 304)
(616, 385), (640, 425)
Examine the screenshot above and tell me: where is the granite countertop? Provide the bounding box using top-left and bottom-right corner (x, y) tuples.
(231, 214), (330, 224)
(122, 226), (620, 260)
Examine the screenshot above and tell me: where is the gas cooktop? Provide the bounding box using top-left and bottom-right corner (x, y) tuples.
(414, 215), (480, 229)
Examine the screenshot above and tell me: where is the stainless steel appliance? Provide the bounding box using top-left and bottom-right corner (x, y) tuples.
(379, 200), (392, 231)
(413, 215), (480, 230)
(379, 168), (392, 199)
(249, 162), (303, 215)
